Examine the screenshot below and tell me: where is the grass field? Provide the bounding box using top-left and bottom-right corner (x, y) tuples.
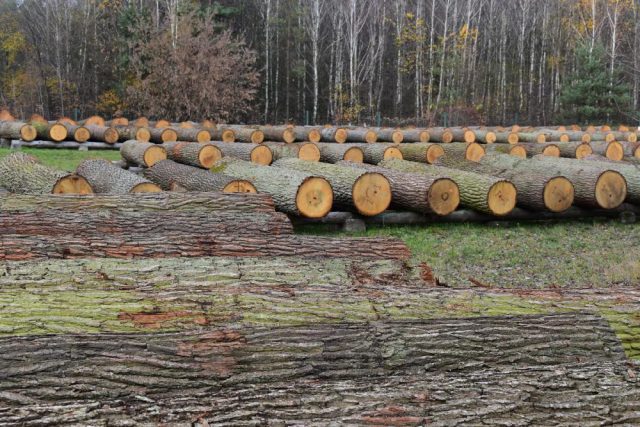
(3, 148), (638, 289)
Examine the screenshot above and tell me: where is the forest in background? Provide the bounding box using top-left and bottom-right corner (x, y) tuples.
(0, 0), (638, 126)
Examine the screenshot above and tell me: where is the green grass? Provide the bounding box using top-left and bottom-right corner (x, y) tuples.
(0, 148), (121, 171)
(300, 220), (640, 288)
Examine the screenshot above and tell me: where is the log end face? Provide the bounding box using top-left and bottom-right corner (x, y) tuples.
(392, 131), (404, 144)
(104, 127), (119, 144)
(283, 129), (296, 144)
(134, 117), (149, 127)
(199, 145), (222, 168)
(576, 144), (593, 159)
(155, 119), (171, 128)
(20, 124), (37, 142)
(344, 147), (364, 163)
(508, 133), (519, 144)
(161, 129), (178, 142)
(426, 145), (445, 164)
(223, 180), (257, 193)
(296, 176), (333, 218)
(464, 130), (476, 143)
(144, 146), (168, 167)
(298, 143), (321, 162)
(136, 127), (151, 142)
(52, 175), (94, 195)
(605, 141), (624, 161)
(383, 147), (403, 160)
(50, 123), (68, 142)
(74, 127), (91, 142)
(85, 115), (105, 127)
(308, 129), (321, 143)
(131, 183), (163, 193)
(251, 130), (265, 144)
(560, 134), (570, 143)
(222, 130), (236, 143)
(487, 181), (517, 216)
(352, 172), (391, 216)
(595, 171), (627, 210)
(627, 133), (637, 143)
(197, 130), (211, 143)
(428, 178), (460, 216)
(543, 145), (561, 157)
(420, 131), (430, 143)
(442, 131), (454, 143)
(486, 131), (497, 144)
(510, 145), (527, 158)
(335, 128), (348, 143)
(536, 134), (546, 144)
(544, 177), (574, 213)
(466, 143), (486, 162)
(582, 134), (592, 143)
(251, 146), (273, 165)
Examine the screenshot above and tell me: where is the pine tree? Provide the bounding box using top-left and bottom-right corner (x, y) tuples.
(560, 43), (631, 124)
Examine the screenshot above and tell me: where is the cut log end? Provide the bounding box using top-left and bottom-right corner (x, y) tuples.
(344, 147), (364, 163)
(74, 127), (91, 143)
(536, 134), (546, 144)
(52, 175), (94, 195)
(542, 145), (561, 157)
(464, 130), (476, 143)
(198, 145), (223, 169)
(222, 180), (258, 193)
(627, 133), (637, 143)
(295, 176), (333, 218)
(595, 171), (627, 209)
(442, 131), (454, 143)
(250, 146), (273, 165)
(559, 134), (570, 143)
(605, 133), (615, 143)
(391, 131), (403, 144)
(487, 181), (517, 216)
(222, 130), (235, 143)
(510, 145), (527, 158)
(605, 141), (624, 161)
(544, 177), (575, 213)
(429, 178), (460, 216)
(420, 131), (430, 143)
(308, 129), (321, 143)
(383, 147), (403, 160)
(485, 131), (497, 144)
(352, 172), (391, 216)
(364, 130), (377, 144)
(426, 145), (445, 164)
(576, 144), (593, 159)
(298, 143), (321, 162)
(20, 124), (37, 142)
(283, 129), (296, 144)
(581, 134), (592, 143)
(634, 146), (640, 158)
(162, 129), (178, 142)
(335, 128), (348, 143)
(155, 120), (171, 128)
(49, 123), (68, 142)
(143, 146), (168, 167)
(136, 128), (151, 142)
(134, 117), (149, 127)
(508, 133), (519, 144)
(103, 127), (119, 144)
(196, 130), (211, 143)
(111, 117), (128, 126)
(251, 130), (265, 144)
(84, 115), (105, 127)
(131, 183), (163, 193)
(467, 143), (486, 162)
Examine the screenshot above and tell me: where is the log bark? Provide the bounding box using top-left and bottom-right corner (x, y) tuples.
(320, 127), (348, 143)
(316, 143), (364, 163)
(115, 126), (151, 142)
(345, 128), (378, 143)
(211, 158), (333, 218)
(77, 160), (161, 194)
(590, 140), (624, 161)
(162, 141), (221, 169)
(372, 128), (404, 144)
(0, 121), (36, 141)
(485, 143), (527, 158)
(30, 121), (67, 142)
(291, 126), (321, 143)
(174, 128), (211, 143)
(273, 158), (391, 216)
(265, 142), (320, 162)
(120, 140), (167, 167)
(222, 127), (264, 144)
(619, 141), (640, 158)
(62, 124), (90, 143)
(0, 152), (93, 195)
(258, 126), (295, 143)
(578, 157), (640, 204)
(397, 143), (444, 164)
(401, 129), (430, 143)
(494, 131), (519, 144)
(530, 155), (627, 209)
(351, 143), (403, 164)
(517, 132), (546, 143)
(555, 141), (593, 159)
(609, 131), (638, 143)
(149, 127), (178, 143)
(144, 160), (256, 193)
(208, 128), (236, 143)
(428, 127), (454, 143)
(449, 128), (476, 143)
(379, 158), (517, 216)
(337, 161), (460, 215)
(441, 142), (486, 161)
(437, 153), (575, 213)
(207, 141), (273, 165)
(79, 115), (105, 127)
(518, 143), (560, 157)
(85, 125), (119, 144)
(473, 130), (497, 144)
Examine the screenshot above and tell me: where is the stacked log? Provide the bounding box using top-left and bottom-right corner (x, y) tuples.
(316, 143), (364, 163)
(372, 128), (404, 144)
(259, 126), (296, 143)
(352, 143), (403, 164)
(402, 129), (430, 143)
(175, 127), (211, 143)
(79, 115), (105, 126)
(449, 128), (476, 143)
(320, 127), (348, 143)
(222, 126), (264, 144)
(149, 127), (178, 143)
(61, 124), (91, 143)
(0, 121), (37, 141)
(162, 141), (222, 169)
(397, 143), (445, 164)
(441, 142), (486, 161)
(265, 142), (321, 162)
(485, 143), (527, 158)
(555, 141), (593, 159)
(620, 141), (640, 158)
(494, 131), (519, 144)
(345, 128), (378, 143)
(379, 158), (517, 216)
(590, 140), (624, 161)
(144, 160), (256, 193)
(0, 152), (93, 195)
(429, 128), (454, 143)
(290, 126), (321, 143)
(31, 121), (68, 142)
(474, 130), (497, 144)
(121, 140), (167, 167)
(518, 143), (561, 157)
(208, 127), (236, 142)
(77, 159), (161, 193)
(208, 141), (273, 165)
(85, 125), (119, 144)
(338, 161), (460, 215)
(212, 158), (333, 218)
(115, 126), (151, 142)
(273, 158), (391, 216)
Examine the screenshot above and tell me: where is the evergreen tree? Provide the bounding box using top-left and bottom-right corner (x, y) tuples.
(560, 43), (631, 124)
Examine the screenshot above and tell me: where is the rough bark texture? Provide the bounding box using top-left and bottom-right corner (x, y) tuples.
(211, 158), (332, 217)
(223, 127), (264, 144)
(519, 142), (560, 157)
(428, 128), (454, 143)
(291, 126), (321, 143)
(380, 158), (515, 215)
(317, 143), (364, 163)
(264, 142), (301, 160)
(345, 128), (378, 143)
(258, 126), (295, 143)
(320, 127), (348, 143)
(619, 141), (640, 158)
(556, 141), (592, 159)
(397, 143), (444, 164)
(173, 128), (210, 143)
(85, 125), (119, 144)
(30, 121), (67, 142)
(208, 128), (235, 143)
(77, 160), (160, 194)
(121, 140), (167, 167)
(485, 143), (527, 157)
(0, 121), (36, 141)
(0, 152), (92, 195)
(441, 142), (485, 161)
(576, 157), (640, 204)
(402, 129), (430, 143)
(162, 141), (221, 169)
(337, 160), (460, 215)
(144, 160), (251, 193)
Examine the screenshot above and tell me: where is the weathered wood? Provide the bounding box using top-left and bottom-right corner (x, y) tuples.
(291, 126), (321, 143)
(77, 159), (161, 194)
(85, 125), (119, 144)
(162, 141), (221, 169)
(319, 127), (348, 143)
(397, 143), (445, 164)
(351, 143), (403, 164)
(316, 142), (364, 163)
(401, 128), (430, 143)
(144, 160), (256, 193)
(175, 127), (211, 143)
(207, 141), (273, 165)
(120, 140), (167, 167)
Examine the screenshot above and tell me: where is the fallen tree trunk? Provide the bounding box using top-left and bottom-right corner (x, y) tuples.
(401, 129), (430, 143)
(441, 142), (486, 161)
(351, 143), (403, 164)
(437, 153), (575, 213)
(264, 142), (320, 162)
(590, 140), (624, 161)
(337, 161), (460, 215)
(485, 143), (527, 158)
(174, 128), (211, 143)
(149, 127), (178, 143)
(0, 121), (37, 141)
(121, 140), (167, 167)
(30, 121), (67, 142)
(397, 143), (445, 164)
(212, 158), (333, 218)
(379, 158), (517, 216)
(207, 141), (273, 165)
(77, 160), (161, 193)
(273, 158), (391, 216)
(85, 125), (119, 144)
(316, 143), (364, 163)
(0, 152), (93, 195)
(320, 127), (348, 143)
(162, 141), (221, 169)
(144, 160), (256, 193)
(291, 126), (321, 143)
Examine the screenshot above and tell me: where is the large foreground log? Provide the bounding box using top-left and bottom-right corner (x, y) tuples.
(207, 141), (273, 165)
(337, 161), (460, 215)
(144, 160), (256, 193)
(77, 160), (161, 194)
(212, 158), (333, 218)
(121, 140), (167, 167)
(397, 143), (445, 164)
(438, 153), (575, 212)
(0, 153), (93, 195)
(163, 141), (221, 169)
(316, 142), (364, 163)
(0, 121), (37, 141)
(273, 158), (391, 216)
(380, 158), (517, 216)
